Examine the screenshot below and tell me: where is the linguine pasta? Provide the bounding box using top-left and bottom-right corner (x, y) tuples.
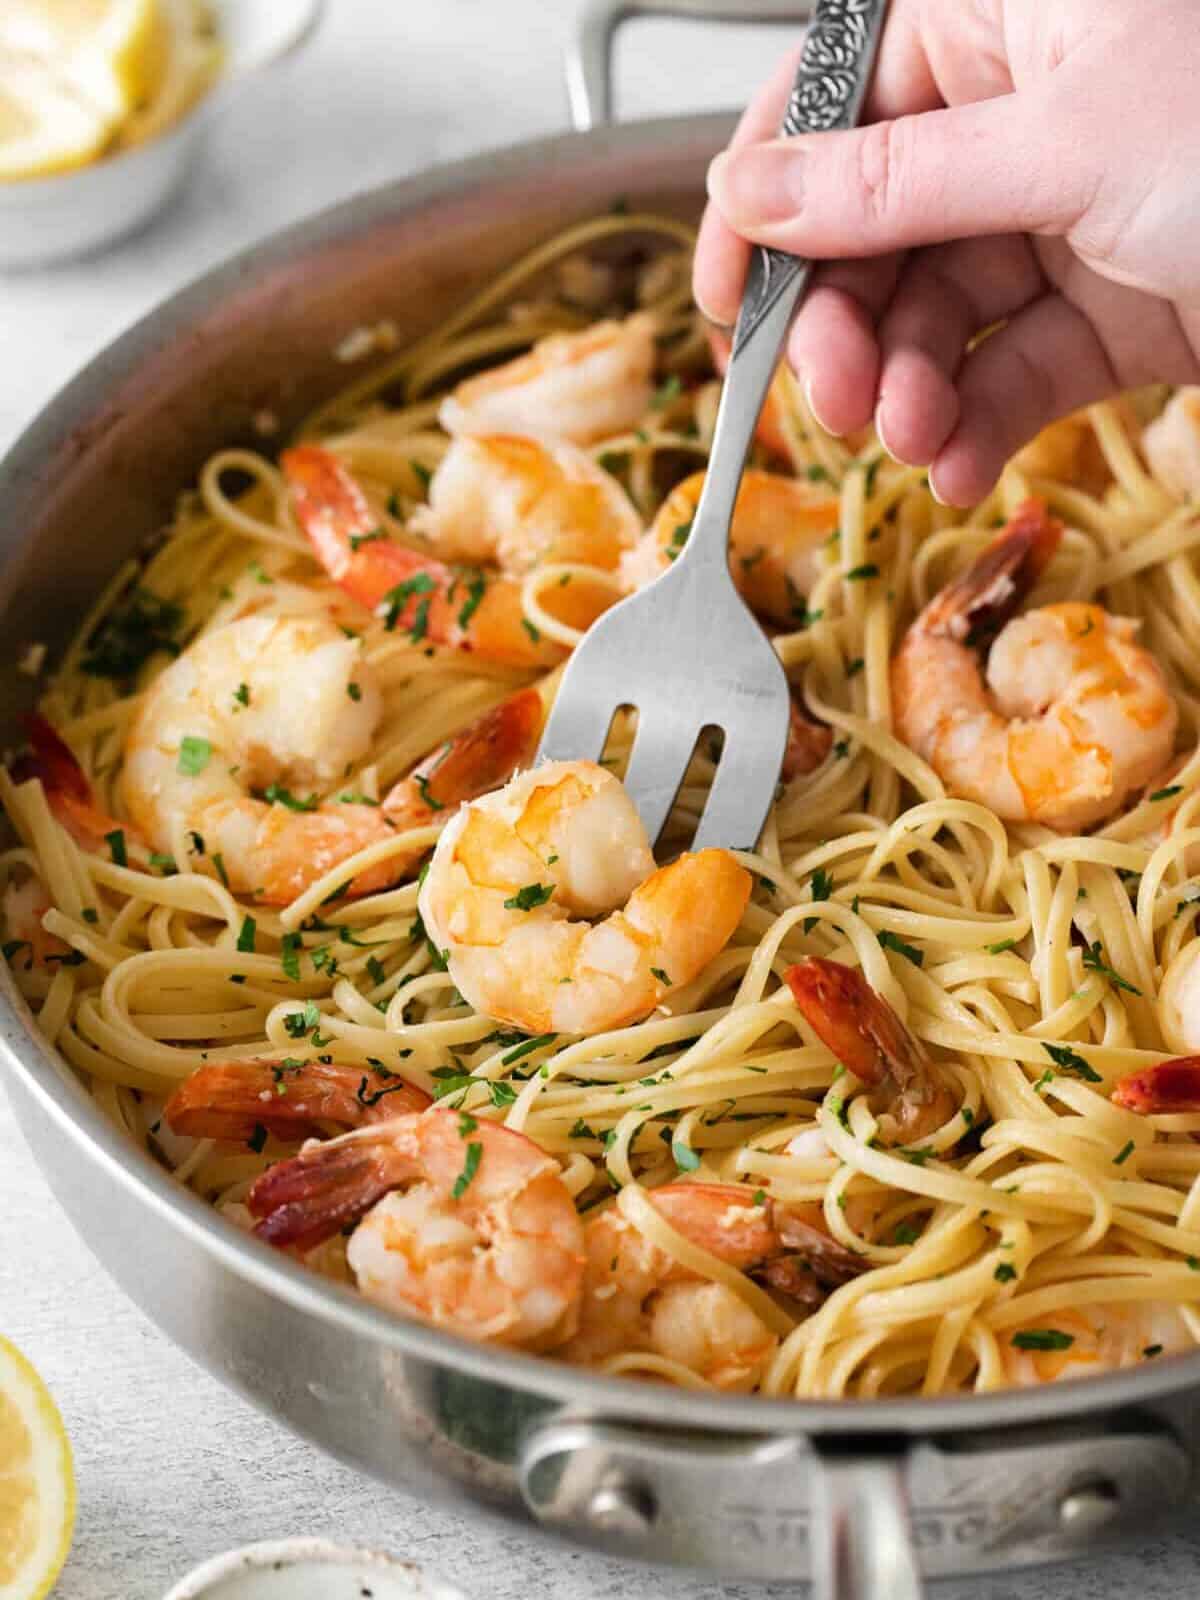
(8, 214), (1200, 1399)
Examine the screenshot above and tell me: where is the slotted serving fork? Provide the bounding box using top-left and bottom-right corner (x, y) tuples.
(537, 0), (888, 849)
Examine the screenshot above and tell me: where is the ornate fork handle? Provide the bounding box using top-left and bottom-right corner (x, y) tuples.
(733, 0), (888, 355)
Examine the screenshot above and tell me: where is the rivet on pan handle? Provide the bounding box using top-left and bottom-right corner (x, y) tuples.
(566, 0), (823, 133)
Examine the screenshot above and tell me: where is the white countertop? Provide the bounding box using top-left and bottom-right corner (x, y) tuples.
(5, 4), (1200, 1595)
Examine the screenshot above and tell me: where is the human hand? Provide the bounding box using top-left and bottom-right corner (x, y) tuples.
(696, 0), (1200, 504)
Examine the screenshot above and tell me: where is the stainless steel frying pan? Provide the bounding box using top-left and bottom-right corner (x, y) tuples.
(2, 6), (1198, 1595)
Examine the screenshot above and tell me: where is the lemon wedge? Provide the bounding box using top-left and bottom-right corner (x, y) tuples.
(0, 1336), (75, 1600)
(0, 0), (170, 127)
(0, 53), (113, 178)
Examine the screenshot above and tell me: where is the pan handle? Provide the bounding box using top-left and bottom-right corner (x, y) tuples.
(812, 1445), (924, 1600)
(566, 0), (820, 131)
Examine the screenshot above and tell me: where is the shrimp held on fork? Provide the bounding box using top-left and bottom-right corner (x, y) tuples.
(417, 759), (752, 1035)
(164, 1058), (431, 1143)
(439, 314), (657, 444)
(283, 444), (615, 667)
(619, 468), (839, 628)
(120, 613), (541, 903)
(247, 1108), (586, 1349)
(786, 957), (957, 1145)
(892, 500), (1177, 830)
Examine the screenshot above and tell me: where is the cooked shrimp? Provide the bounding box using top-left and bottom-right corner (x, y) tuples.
(892, 501), (1177, 830)
(1143, 388), (1200, 498)
(561, 1183), (783, 1388)
(782, 696), (833, 781)
(1150, 942), (1200, 1055)
(2, 875), (71, 969)
(999, 1303), (1193, 1386)
(786, 957), (957, 1145)
(619, 469), (839, 627)
(412, 433), (641, 577)
(247, 1109), (585, 1348)
(439, 314), (657, 444)
(121, 617), (540, 903)
(285, 444), (579, 668)
(164, 1058), (431, 1143)
(1011, 410), (1112, 496)
(417, 760), (752, 1034)
(12, 713), (124, 851)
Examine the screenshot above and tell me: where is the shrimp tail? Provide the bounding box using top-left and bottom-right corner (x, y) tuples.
(247, 1135), (412, 1251)
(384, 687), (543, 821)
(782, 695), (832, 781)
(786, 957), (926, 1094)
(164, 1059), (430, 1143)
(1112, 1057), (1200, 1113)
(12, 713), (125, 849)
(767, 1202), (867, 1299)
(921, 499), (1063, 646)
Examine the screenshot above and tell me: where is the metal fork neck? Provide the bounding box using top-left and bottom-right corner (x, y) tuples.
(676, 270), (809, 569)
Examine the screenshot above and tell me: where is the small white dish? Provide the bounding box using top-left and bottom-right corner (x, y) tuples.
(0, 0), (324, 269)
(162, 1538), (469, 1600)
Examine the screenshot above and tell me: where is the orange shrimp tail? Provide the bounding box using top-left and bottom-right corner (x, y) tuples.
(12, 713), (125, 849)
(648, 1181), (778, 1266)
(385, 687), (543, 821)
(1111, 1057), (1200, 1114)
(785, 957), (921, 1090)
(923, 499), (1064, 645)
(164, 1059), (430, 1143)
(781, 696), (831, 781)
(248, 1137), (410, 1251)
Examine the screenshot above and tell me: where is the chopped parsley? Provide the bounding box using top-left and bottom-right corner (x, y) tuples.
(380, 572), (436, 632)
(346, 681), (363, 702)
(177, 736), (212, 776)
(451, 1139), (483, 1199)
(81, 908), (98, 924)
(1113, 1139), (1136, 1166)
(877, 929), (923, 967)
(283, 999), (322, 1039)
(409, 459), (433, 489)
(806, 463), (829, 482)
(845, 563), (879, 581)
(280, 932), (302, 982)
(456, 571), (487, 631)
(1144, 1344), (1164, 1357)
(263, 784), (319, 813)
(105, 829), (127, 868)
(187, 831), (206, 856)
(349, 526), (385, 553)
(986, 938), (1017, 955)
(667, 519), (692, 560)
(233, 682), (250, 709)
(148, 852), (177, 875)
(488, 1080), (517, 1108)
(366, 955), (387, 987)
(805, 867), (833, 933)
(211, 852), (229, 888)
(1081, 941), (1141, 995)
(80, 588), (183, 679)
(501, 1032), (555, 1065)
(1011, 1329), (1074, 1351)
(650, 967), (672, 986)
(845, 657), (864, 678)
(1150, 785), (1183, 803)
(569, 1118), (598, 1140)
(413, 772), (444, 812)
(994, 1263), (1018, 1284)
(521, 618), (541, 645)
(503, 883), (554, 912)
(236, 916), (256, 953)
(650, 374), (682, 409)
(672, 1139), (701, 1173)
(246, 1123), (268, 1155)
(1042, 1042), (1102, 1083)
(832, 737), (851, 759)
(892, 1223), (920, 1246)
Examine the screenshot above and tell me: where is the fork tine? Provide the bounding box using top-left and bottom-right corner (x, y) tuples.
(537, 689), (619, 767)
(692, 723), (787, 852)
(620, 709), (698, 847)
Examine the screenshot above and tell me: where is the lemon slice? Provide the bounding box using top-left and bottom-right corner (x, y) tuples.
(0, 1336), (75, 1600)
(0, 0), (170, 126)
(0, 52), (113, 178)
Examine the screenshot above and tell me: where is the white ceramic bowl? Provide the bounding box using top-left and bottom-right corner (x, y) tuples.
(161, 1539), (469, 1600)
(0, 0), (324, 269)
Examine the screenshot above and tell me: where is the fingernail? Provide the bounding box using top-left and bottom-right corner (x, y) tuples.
(804, 373), (839, 438)
(707, 141), (806, 224)
(874, 399), (902, 464)
(927, 467), (949, 507)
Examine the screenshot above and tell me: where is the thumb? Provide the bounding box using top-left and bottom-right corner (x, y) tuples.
(706, 92), (1096, 259)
